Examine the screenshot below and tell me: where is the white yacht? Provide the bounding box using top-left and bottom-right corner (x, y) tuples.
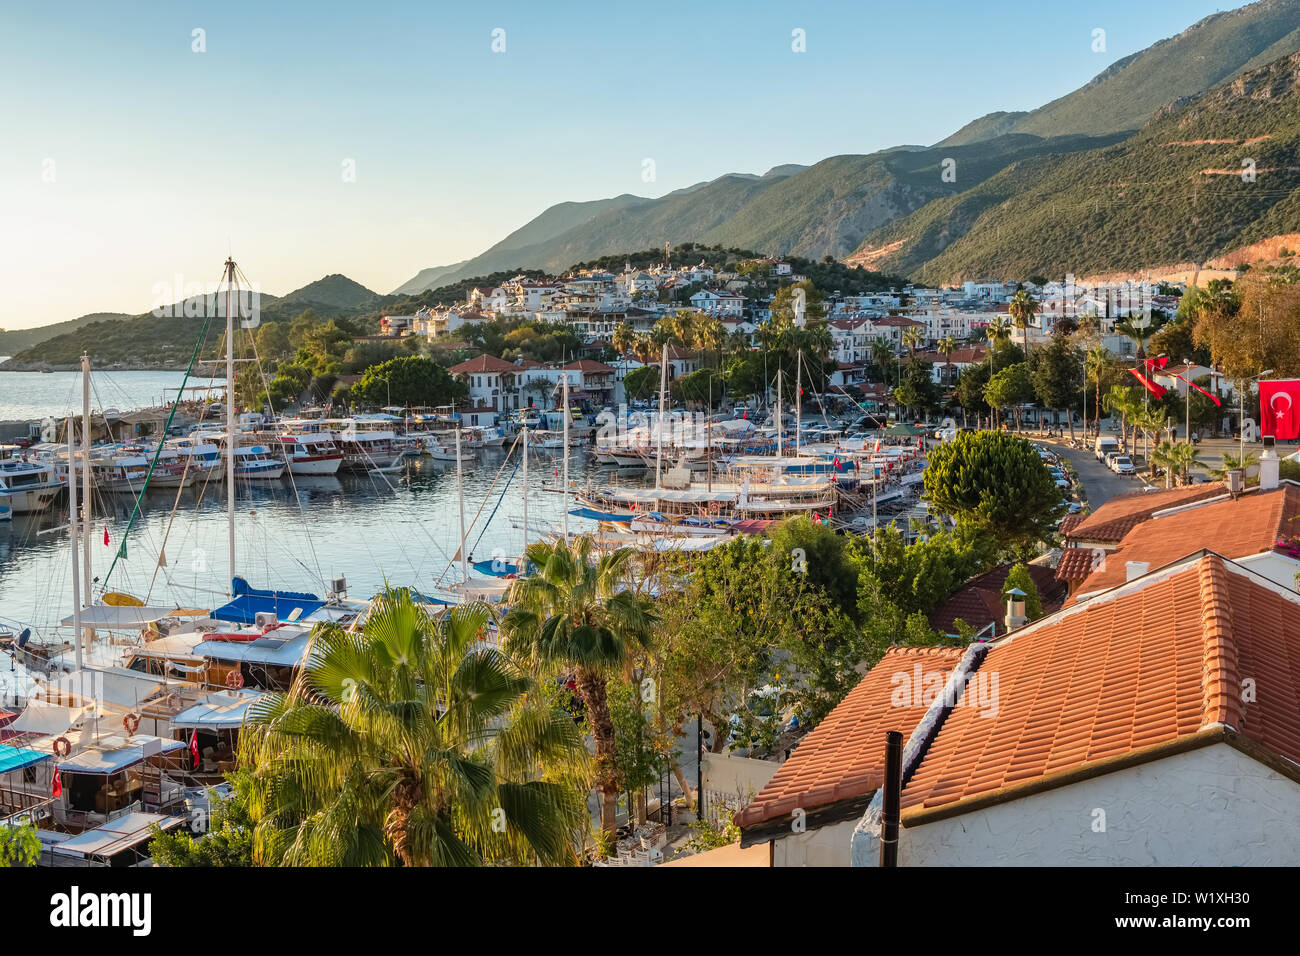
(0, 444), (62, 513)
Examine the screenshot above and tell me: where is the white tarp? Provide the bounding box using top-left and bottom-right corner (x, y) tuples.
(4, 699), (88, 736)
(58, 735), (185, 774)
(59, 605), (182, 628)
(170, 691), (260, 731)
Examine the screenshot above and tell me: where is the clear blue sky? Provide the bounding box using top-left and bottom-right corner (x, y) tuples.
(0, 0), (1240, 329)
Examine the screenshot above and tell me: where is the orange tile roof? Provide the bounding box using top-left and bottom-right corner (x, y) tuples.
(733, 647), (964, 829)
(1055, 547), (1098, 582)
(902, 554), (1300, 814)
(1057, 514), (1084, 537)
(1071, 484), (1300, 598)
(447, 354), (521, 375)
(1063, 483), (1226, 543)
(928, 563), (1065, 636)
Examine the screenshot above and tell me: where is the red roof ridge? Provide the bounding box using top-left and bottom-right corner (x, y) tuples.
(1198, 555), (1242, 730)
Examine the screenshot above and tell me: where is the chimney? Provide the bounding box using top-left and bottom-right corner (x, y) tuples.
(1126, 561), (1149, 581)
(1004, 587), (1027, 631)
(1259, 449), (1280, 491)
(1226, 468), (1245, 496)
(879, 731), (902, 868)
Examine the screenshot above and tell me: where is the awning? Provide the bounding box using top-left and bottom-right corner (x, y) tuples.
(210, 577), (324, 625)
(194, 630), (312, 667)
(60, 605), (183, 628)
(4, 700), (88, 737)
(170, 692), (261, 731)
(0, 743), (51, 774)
(51, 812), (184, 858)
(58, 735), (186, 774)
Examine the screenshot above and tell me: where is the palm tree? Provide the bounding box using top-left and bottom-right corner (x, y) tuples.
(986, 316), (1012, 346)
(938, 334), (957, 387)
(870, 336), (895, 380)
(1212, 450), (1260, 483)
(1008, 289), (1038, 355)
(1169, 441), (1206, 485)
(1085, 346), (1111, 437)
(1102, 384), (1139, 454)
(1151, 440), (1180, 488)
(631, 332), (655, 365)
(612, 322), (636, 358)
(501, 537), (658, 847)
(1135, 406), (1169, 466)
(901, 327), (923, 358)
(238, 592), (590, 866)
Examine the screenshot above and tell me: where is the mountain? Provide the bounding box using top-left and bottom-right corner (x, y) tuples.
(0, 313), (132, 357)
(850, 51), (1300, 283)
(940, 0), (1300, 145)
(276, 274), (383, 311)
(1, 276), (390, 370)
(393, 135), (1120, 292)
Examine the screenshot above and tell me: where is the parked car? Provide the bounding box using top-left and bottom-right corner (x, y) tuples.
(1111, 456), (1136, 475)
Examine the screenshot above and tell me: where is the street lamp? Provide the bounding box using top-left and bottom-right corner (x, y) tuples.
(1240, 369), (1274, 463)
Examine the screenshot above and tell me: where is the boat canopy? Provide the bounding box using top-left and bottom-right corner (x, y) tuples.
(194, 629), (312, 667)
(51, 812), (184, 859)
(170, 691), (261, 731)
(0, 743), (51, 774)
(58, 735), (186, 774)
(59, 604), (184, 628)
(210, 578), (324, 625)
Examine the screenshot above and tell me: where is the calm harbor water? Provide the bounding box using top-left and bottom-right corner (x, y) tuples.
(0, 368), (226, 424)
(0, 449), (620, 637)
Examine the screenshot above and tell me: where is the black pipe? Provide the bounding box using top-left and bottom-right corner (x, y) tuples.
(880, 730), (903, 867)
(696, 713), (704, 822)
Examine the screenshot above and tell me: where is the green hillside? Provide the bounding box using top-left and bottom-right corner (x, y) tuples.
(0, 313), (132, 357)
(854, 51), (1300, 283)
(942, 0), (1300, 145)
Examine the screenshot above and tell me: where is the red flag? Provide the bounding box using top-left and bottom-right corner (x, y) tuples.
(832, 456), (841, 471)
(51, 768), (61, 799)
(103, 526), (109, 546)
(1173, 373), (1221, 407)
(1128, 367), (1167, 399)
(1143, 356), (1169, 372)
(1260, 379), (1300, 440)
(189, 729), (200, 768)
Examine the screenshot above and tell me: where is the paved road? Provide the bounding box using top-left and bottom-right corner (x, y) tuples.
(1042, 440), (1145, 509)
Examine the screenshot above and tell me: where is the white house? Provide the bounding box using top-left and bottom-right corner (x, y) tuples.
(689, 289), (746, 317)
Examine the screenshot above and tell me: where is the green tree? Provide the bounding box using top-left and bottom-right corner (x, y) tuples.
(1003, 564), (1044, 620)
(1008, 289), (1039, 355)
(1030, 336), (1084, 439)
(923, 431), (1063, 546)
(622, 365), (662, 402)
(239, 592), (590, 866)
(0, 821), (40, 867)
(149, 775), (255, 866)
(501, 538), (657, 847)
(984, 362), (1034, 430)
(352, 356), (466, 409)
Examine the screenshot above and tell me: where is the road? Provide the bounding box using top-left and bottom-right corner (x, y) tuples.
(1043, 440), (1145, 509)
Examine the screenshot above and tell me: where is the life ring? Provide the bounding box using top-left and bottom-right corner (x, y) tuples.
(53, 736), (72, 757)
(225, 669), (245, 689)
(504, 573), (517, 579)
(708, 501), (720, 515)
(123, 712), (141, 735)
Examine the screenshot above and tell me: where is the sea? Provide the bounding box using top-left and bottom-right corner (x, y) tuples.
(0, 367), (226, 424)
(0, 371), (626, 648)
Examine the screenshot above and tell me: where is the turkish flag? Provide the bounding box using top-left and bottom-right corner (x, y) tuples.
(103, 526), (109, 546)
(1260, 379), (1300, 440)
(190, 729), (201, 769)
(1128, 368), (1167, 400)
(51, 768), (61, 799)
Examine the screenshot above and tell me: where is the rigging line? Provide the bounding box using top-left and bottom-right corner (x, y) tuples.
(99, 265), (224, 593)
(434, 430), (520, 588)
(242, 313), (327, 591)
(469, 452), (522, 558)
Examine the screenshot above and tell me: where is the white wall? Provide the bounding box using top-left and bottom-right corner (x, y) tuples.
(773, 818), (859, 867)
(851, 743), (1300, 866)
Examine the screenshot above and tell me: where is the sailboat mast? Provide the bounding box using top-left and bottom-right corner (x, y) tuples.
(795, 349), (802, 458)
(80, 352), (92, 604)
(456, 425), (468, 584)
(224, 257), (236, 595)
(655, 343), (667, 491)
(562, 371), (570, 540)
(521, 426), (529, 568)
(67, 416), (83, 670)
(776, 369), (783, 460)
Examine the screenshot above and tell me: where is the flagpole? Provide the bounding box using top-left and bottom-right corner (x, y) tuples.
(81, 353), (92, 605)
(68, 416), (83, 671)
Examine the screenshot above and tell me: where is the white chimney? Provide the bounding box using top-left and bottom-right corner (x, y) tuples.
(1004, 587), (1027, 632)
(1259, 450), (1280, 491)
(1126, 561), (1149, 581)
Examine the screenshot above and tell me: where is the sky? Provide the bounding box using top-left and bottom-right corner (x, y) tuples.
(0, 0), (1243, 330)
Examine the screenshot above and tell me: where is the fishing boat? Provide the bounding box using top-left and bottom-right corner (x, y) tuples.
(0, 445), (62, 513)
(274, 434), (344, 475)
(229, 444), (286, 480)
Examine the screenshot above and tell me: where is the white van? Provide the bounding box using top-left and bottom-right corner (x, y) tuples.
(1094, 436), (1120, 462)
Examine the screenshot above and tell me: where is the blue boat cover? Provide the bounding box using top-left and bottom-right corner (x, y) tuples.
(471, 559), (520, 577)
(568, 507), (631, 523)
(0, 743), (49, 774)
(210, 577), (325, 625)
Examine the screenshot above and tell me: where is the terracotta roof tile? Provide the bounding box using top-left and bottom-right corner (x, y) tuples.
(901, 554), (1300, 813)
(1063, 484), (1226, 543)
(447, 354), (521, 375)
(928, 563), (1066, 636)
(1055, 547), (1097, 582)
(1071, 485), (1300, 599)
(733, 647), (965, 829)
